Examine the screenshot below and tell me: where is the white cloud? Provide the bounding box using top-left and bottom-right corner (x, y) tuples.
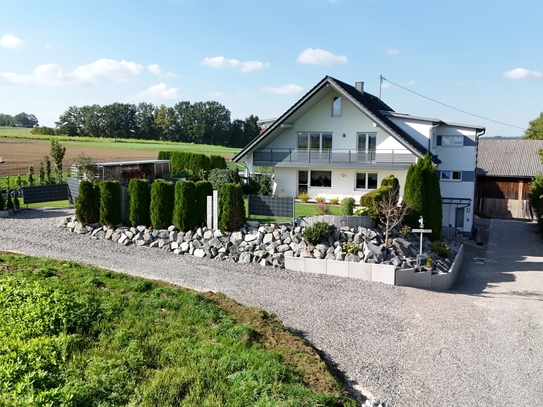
(131, 83), (181, 102)
(405, 80), (416, 86)
(201, 56), (270, 73)
(148, 64), (177, 78)
(297, 48), (347, 65)
(1, 58), (144, 86)
(503, 68), (542, 80)
(0, 34), (24, 49)
(262, 84), (304, 95)
(387, 48), (399, 55)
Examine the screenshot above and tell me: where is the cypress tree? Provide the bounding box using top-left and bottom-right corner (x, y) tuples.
(75, 180), (100, 225)
(150, 180), (174, 229)
(173, 180), (197, 231)
(422, 153), (443, 241)
(127, 178), (151, 227)
(403, 159), (424, 228)
(98, 181), (121, 227)
(218, 183), (245, 231)
(195, 180), (213, 226)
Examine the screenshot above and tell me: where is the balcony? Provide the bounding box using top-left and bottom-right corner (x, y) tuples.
(252, 148), (417, 167)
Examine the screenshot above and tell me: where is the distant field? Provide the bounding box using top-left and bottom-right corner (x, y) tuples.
(0, 127), (240, 176)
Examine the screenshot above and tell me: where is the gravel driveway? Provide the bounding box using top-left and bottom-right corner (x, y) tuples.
(1, 208), (542, 406)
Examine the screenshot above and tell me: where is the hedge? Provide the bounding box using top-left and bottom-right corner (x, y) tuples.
(150, 180), (175, 229)
(195, 180), (213, 226)
(127, 179), (151, 227)
(209, 155), (227, 170)
(75, 180), (100, 225)
(173, 181), (197, 231)
(218, 183), (245, 232)
(98, 181), (122, 227)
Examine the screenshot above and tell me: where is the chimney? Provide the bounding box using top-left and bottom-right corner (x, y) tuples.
(355, 81), (364, 93)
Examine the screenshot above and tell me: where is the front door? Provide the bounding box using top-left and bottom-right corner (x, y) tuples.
(455, 207), (464, 229)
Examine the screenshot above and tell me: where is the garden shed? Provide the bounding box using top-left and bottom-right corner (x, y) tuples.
(95, 160), (170, 185)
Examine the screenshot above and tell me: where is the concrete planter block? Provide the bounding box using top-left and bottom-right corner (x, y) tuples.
(372, 264), (396, 285)
(414, 270), (432, 288)
(431, 272), (449, 290)
(395, 268), (415, 287)
(326, 260), (349, 277)
(448, 244), (464, 285)
(285, 256), (306, 273)
(348, 262), (372, 280)
(304, 258), (327, 275)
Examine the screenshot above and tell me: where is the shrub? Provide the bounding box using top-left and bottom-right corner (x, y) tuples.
(315, 196), (326, 204)
(173, 181), (197, 231)
(189, 153), (211, 180)
(529, 173), (543, 235)
(316, 201), (331, 215)
(150, 180), (175, 229)
(210, 154), (227, 170)
(209, 169), (241, 191)
(341, 241), (360, 255)
(298, 192), (309, 203)
(157, 151), (172, 160)
(75, 180), (100, 225)
(98, 181), (121, 227)
(430, 241), (451, 258)
(195, 180), (213, 226)
(218, 183), (246, 231)
(127, 179), (150, 227)
(330, 197), (340, 205)
(242, 173), (274, 196)
(302, 221), (331, 245)
(27, 166), (36, 186)
(353, 205), (379, 219)
(340, 197), (355, 215)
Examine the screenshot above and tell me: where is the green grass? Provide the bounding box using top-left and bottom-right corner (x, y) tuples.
(247, 201), (343, 224)
(0, 127), (240, 156)
(0, 252), (354, 407)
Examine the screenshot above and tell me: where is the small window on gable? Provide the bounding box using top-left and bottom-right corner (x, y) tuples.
(332, 97), (341, 117)
(437, 135), (464, 146)
(441, 171), (462, 181)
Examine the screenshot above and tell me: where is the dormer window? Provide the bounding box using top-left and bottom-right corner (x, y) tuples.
(332, 97), (342, 117)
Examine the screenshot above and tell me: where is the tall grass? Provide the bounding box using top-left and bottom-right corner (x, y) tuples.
(0, 252), (354, 406)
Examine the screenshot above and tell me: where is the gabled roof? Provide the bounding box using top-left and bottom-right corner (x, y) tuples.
(232, 75), (435, 163)
(477, 139), (543, 177)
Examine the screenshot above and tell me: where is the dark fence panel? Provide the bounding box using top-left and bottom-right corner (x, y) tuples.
(248, 195), (294, 220)
(67, 178), (81, 205)
(22, 184), (69, 204)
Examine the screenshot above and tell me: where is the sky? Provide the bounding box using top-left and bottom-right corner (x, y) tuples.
(1, 0), (542, 137)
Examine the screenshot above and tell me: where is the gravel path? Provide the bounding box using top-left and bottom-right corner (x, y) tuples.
(1, 208), (542, 406)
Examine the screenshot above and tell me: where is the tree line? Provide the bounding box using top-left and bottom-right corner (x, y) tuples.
(0, 112), (39, 128)
(36, 101), (261, 148)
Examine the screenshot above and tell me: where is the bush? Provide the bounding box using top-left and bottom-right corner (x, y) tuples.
(150, 180), (175, 229)
(340, 197), (355, 215)
(330, 197), (339, 205)
(209, 168), (241, 191)
(210, 154), (227, 170)
(189, 153), (211, 180)
(173, 181), (197, 231)
(316, 201), (331, 215)
(242, 173), (274, 196)
(298, 192), (309, 203)
(430, 241), (451, 258)
(75, 180), (100, 225)
(195, 180), (213, 226)
(98, 181), (121, 227)
(127, 179), (150, 227)
(529, 173), (543, 234)
(315, 196), (326, 204)
(157, 151), (172, 160)
(353, 206), (379, 219)
(302, 221), (331, 246)
(218, 183), (245, 231)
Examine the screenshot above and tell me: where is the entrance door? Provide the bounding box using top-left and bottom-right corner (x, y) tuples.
(455, 207), (464, 229)
(357, 133), (377, 162)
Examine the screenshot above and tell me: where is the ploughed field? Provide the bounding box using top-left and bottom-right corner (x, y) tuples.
(0, 138), (161, 176)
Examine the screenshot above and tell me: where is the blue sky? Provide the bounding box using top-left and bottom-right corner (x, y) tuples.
(1, 0), (541, 137)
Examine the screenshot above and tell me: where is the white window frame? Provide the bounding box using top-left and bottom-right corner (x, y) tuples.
(440, 135), (464, 146)
(355, 172), (378, 190)
(332, 97), (342, 117)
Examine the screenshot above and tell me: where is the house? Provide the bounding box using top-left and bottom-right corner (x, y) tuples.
(232, 76), (485, 233)
(476, 138), (543, 219)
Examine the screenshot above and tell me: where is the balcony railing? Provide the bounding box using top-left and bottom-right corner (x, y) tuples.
(253, 148), (416, 166)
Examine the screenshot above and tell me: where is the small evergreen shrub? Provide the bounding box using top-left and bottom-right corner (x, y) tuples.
(98, 181), (121, 227)
(150, 180), (175, 229)
(340, 197), (355, 215)
(302, 221), (331, 246)
(353, 206), (379, 219)
(173, 181), (197, 231)
(75, 180), (100, 225)
(209, 154), (227, 170)
(218, 183), (246, 231)
(341, 241), (359, 255)
(127, 179), (150, 227)
(195, 180), (213, 226)
(430, 241), (451, 258)
(209, 169), (241, 191)
(242, 173), (273, 196)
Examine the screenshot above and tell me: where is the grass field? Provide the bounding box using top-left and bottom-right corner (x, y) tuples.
(0, 251), (354, 406)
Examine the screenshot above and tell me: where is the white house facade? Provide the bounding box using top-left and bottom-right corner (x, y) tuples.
(233, 76), (485, 233)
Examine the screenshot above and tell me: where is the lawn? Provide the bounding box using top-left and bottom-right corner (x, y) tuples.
(0, 251), (354, 406)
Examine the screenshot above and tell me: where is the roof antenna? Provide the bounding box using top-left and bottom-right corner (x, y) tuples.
(379, 75), (385, 99)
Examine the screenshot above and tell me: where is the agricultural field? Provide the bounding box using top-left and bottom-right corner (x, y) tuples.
(0, 127), (240, 177)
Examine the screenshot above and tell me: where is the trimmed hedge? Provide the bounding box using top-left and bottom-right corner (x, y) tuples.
(150, 180), (175, 229)
(359, 174), (399, 207)
(157, 151), (171, 160)
(98, 181), (122, 227)
(218, 183), (245, 232)
(210, 155), (227, 170)
(173, 181), (197, 231)
(195, 180), (213, 226)
(242, 173), (273, 196)
(75, 180), (100, 225)
(127, 179), (151, 227)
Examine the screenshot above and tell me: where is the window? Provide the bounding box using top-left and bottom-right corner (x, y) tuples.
(300, 170), (332, 189)
(437, 135), (464, 146)
(298, 170), (308, 194)
(358, 133), (377, 151)
(332, 97), (341, 117)
(441, 170), (462, 181)
(298, 132), (333, 150)
(356, 173), (378, 189)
